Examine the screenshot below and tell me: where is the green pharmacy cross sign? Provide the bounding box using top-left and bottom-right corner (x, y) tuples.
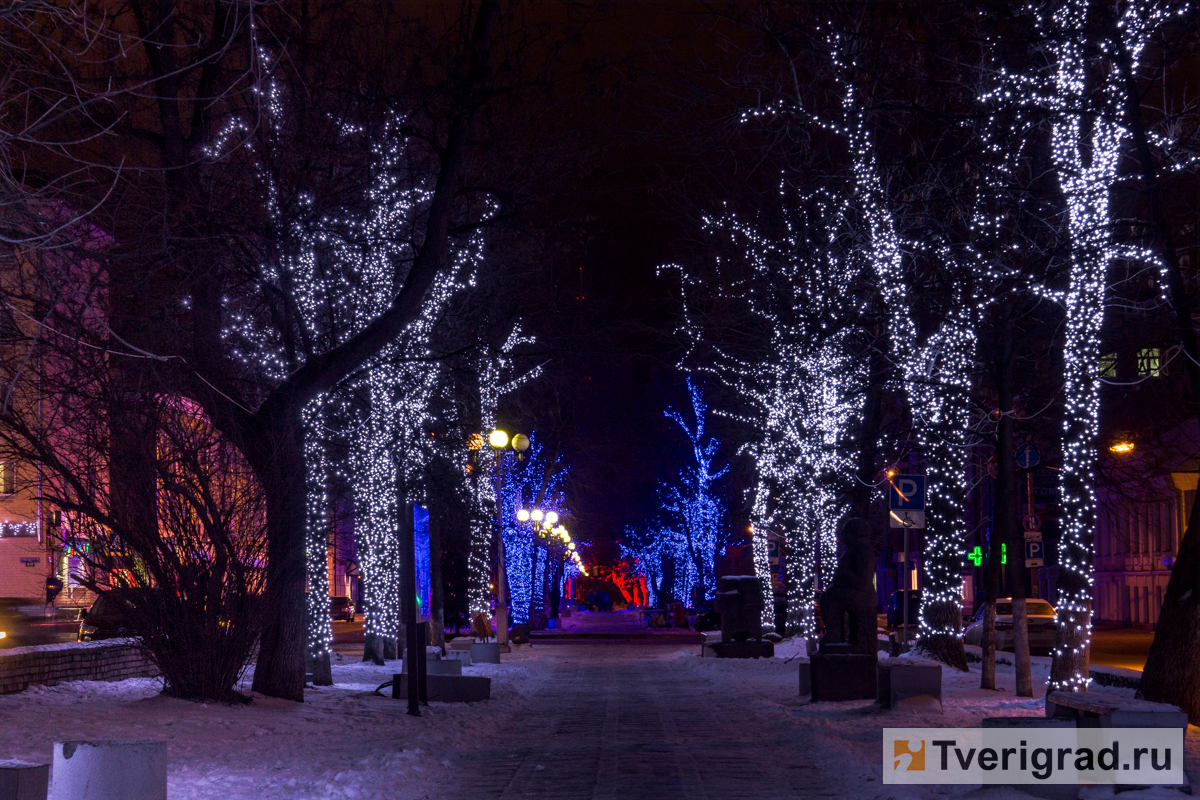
(967, 544), (1006, 567)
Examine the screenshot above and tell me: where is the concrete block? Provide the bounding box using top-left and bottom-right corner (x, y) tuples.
(710, 641), (773, 659)
(981, 718), (1078, 800)
(401, 659), (462, 676)
(392, 674), (490, 703)
(811, 653), (876, 702)
(0, 761), (49, 800)
(877, 660), (942, 710)
(470, 641), (501, 664)
(447, 638), (472, 652)
(798, 659), (811, 696)
(442, 651), (472, 666)
(50, 740), (166, 800)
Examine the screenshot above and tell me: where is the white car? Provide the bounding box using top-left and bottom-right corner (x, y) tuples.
(963, 598), (1057, 654)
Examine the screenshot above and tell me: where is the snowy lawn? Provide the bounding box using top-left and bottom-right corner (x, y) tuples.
(0, 647), (552, 800)
(669, 639), (1200, 799)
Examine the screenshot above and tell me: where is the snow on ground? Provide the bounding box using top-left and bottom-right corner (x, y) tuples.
(671, 639), (1200, 799)
(0, 646), (553, 800)
(0, 634), (1195, 799)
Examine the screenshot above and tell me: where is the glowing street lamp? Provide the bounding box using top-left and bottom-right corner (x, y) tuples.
(545, 511), (559, 525)
(517, 508), (531, 522)
(489, 429), (509, 449)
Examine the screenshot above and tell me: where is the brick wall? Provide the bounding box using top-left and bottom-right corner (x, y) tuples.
(0, 639), (159, 695)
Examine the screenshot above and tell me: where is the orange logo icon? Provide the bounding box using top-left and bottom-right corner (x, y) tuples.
(893, 740), (925, 771)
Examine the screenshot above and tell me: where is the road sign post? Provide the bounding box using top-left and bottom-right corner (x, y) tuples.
(1024, 539), (1044, 568)
(888, 474), (926, 645)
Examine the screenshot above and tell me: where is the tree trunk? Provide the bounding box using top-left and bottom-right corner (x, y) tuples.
(549, 553), (562, 619)
(850, 340), (887, 519)
(1114, 32), (1200, 722)
(995, 320), (1032, 696)
(249, 418), (308, 702)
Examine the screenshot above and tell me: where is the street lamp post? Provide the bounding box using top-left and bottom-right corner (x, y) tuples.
(488, 429), (530, 647)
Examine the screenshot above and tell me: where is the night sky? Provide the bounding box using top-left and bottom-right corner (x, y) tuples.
(486, 4), (757, 567)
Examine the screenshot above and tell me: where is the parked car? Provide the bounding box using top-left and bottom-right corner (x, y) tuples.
(330, 596), (356, 623)
(885, 590), (922, 628)
(78, 592), (139, 641)
(962, 598), (1057, 654)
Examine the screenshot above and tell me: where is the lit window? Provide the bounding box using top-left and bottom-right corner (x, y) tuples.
(1137, 348), (1162, 377)
(0, 463), (13, 495)
(1099, 353), (1117, 378)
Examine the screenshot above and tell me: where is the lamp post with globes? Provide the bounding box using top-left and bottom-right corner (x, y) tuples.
(487, 429), (530, 647)
(516, 507), (587, 627)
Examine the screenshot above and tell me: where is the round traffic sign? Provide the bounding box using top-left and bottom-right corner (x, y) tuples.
(1015, 442), (1041, 469)
(1022, 513), (1041, 532)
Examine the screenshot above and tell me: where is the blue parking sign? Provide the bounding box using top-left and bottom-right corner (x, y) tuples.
(889, 475), (925, 510)
(1024, 540), (1044, 566)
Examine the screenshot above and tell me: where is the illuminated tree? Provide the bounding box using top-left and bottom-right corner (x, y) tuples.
(659, 379), (728, 605)
(620, 525), (668, 608)
(979, 0), (1178, 691)
(501, 434), (567, 625)
(465, 326), (542, 619)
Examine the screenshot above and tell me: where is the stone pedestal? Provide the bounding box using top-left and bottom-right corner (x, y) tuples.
(470, 641), (501, 664)
(811, 653), (876, 702)
(797, 659), (811, 696)
(50, 741), (166, 800)
(713, 575), (764, 643)
(0, 762), (48, 800)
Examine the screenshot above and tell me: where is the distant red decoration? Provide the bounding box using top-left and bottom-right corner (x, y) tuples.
(610, 561), (648, 607)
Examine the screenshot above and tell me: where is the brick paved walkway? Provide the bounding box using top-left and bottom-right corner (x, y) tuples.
(449, 644), (840, 800)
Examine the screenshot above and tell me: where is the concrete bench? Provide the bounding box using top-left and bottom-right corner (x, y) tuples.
(1046, 690), (1188, 731)
(877, 658), (941, 711)
(982, 718), (1078, 800)
(442, 650), (472, 666)
(392, 674), (490, 703)
(811, 652), (877, 702)
(470, 641), (501, 664)
(0, 761), (48, 800)
(50, 741), (166, 800)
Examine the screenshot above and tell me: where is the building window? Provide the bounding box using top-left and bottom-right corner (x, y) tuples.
(1137, 347), (1163, 377)
(0, 306), (18, 343)
(0, 463), (13, 495)
(1100, 352), (1118, 378)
